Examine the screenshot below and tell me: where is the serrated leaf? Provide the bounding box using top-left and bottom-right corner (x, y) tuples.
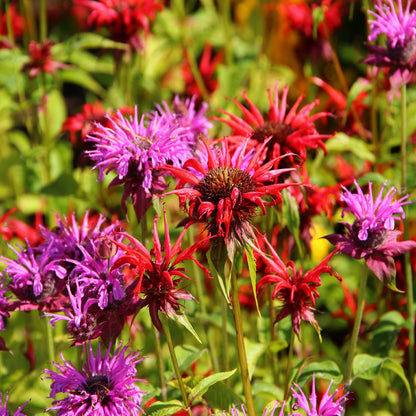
(353, 354), (411, 397)
(353, 354), (384, 380)
(146, 400), (184, 416)
(189, 369), (236, 402)
(298, 361), (342, 385)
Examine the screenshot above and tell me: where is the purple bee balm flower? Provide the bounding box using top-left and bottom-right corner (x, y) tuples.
(363, 0), (416, 82)
(152, 95), (212, 146)
(0, 278), (11, 331)
(226, 401), (284, 416)
(291, 374), (348, 416)
(324, 180), (416, 290)
(86, 106), (195, 223)
(46, 283), (102, 346)
(0, 391), (29, 416)
(1, 240), (67, 311)
(45, 342), (146, 416)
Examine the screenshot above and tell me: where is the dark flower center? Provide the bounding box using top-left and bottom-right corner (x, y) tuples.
(68, 314), (97, 343)
(387, 38), (416, 66)
(83, 375), (112, 401)
(251, 121), (294, 146)
(351, 219), (387, 250)
(196, 167), (255, 204)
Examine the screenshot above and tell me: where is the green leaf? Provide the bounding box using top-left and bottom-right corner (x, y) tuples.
(203, 381), (243, 410)
(382, 359), (411, 398)
(353, 354), (411, 397)
(58, 68), (106, 96)
(245, 338), (267, 380)
(353, 354), (384, 380)
(62, 32), (128, 51)
(344, 79), (372, 124)
(173, 345), (207, 375)
(207, 244), (230, 303)
(371, 311), (405, 356)
(245, 243), (260, 314)
(326, 132), (375, 163)
(298, 361), (342, 385)
(170, 312), (202, 344)
(189, 369), (237, 402)
(43, 89), (67, 141)
(145, 400), (184, 416)
(282, 189), (302, 255)
(40, 173), (79, 196)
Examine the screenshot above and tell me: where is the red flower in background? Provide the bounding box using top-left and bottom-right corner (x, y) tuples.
(256, 234), (340, 338)
(0, 2), (24, 48)
(62, 101), (134, 147)
(215, 84), (333, 169)
(0, 208), (43, 246)
(73, 0), (163, 51)
(21, 40), (68, 79)
(182, 43), (224, 101)
(276, 0), (348, 62)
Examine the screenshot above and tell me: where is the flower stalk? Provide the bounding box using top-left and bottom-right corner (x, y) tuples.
(344, 265), (368, 387)
(400, 83), (415, 411)
(161, 315), (193, 416)
(230, 265), (256, 416)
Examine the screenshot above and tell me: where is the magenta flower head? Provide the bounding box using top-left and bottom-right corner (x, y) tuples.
(291, 374), (348, 416)
(152, 95), (213, 146)
(364, 0), (416, 82)
(45, 342), (146, 416)
(0, 391), (28, 416)
(86, 106), (195, 223)
(324, 180), (416, 290)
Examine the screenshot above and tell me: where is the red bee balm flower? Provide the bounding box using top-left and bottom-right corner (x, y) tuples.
(21, 40), (68, 79)
(215, 84), (332, 167)
(73, 0), (163, 51)
(109, 209), (210, 333)
(161, 138), (300, 254)
(256, 235), (340, 338)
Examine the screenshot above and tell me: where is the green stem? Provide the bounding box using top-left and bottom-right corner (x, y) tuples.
(190, 235), (220, 372)
(152, 325), (167, 401)
(267, 286), (279, 385)
(218, 0), (232, 67)
(161, 315), (193, 416)
(39, 0), (47, 41)
(43, 314), (54, 363)
(344, 266), (368, 387)
(400, 83), (415, 412)
(283, 329), (295, 399)
(230, 267), (256, 416)
(221, 293), (229, 372)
